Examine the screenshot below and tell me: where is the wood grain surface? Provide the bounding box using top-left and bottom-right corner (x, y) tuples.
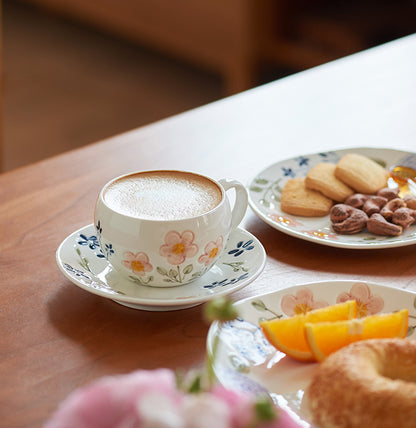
(1, 34), (416, 427)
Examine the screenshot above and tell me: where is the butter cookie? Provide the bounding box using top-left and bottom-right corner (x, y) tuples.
(281, 177), (333, 217)
(334, 153), (388, 194)
(305, 162), (354, 202)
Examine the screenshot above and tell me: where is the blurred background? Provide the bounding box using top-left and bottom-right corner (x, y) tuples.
(2, 0), (416, 171)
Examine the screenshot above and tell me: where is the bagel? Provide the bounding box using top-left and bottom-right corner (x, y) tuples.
(307, 338), (416, 428)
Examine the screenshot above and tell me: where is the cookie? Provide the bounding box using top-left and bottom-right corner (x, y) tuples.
(305, 162), (354, 202)
(280, 177), (333, 217)
(334, 153), (388, 194)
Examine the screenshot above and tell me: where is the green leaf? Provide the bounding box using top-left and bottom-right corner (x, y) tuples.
(129, 276), (142, 285)
(183, 264), (193, 274)
(141, 276), (154, 285)
(252, 300), (267, 312)
(188, 375), (202, 394)
(250, 186), (264, 193)
(255, 178), (269, 185)
(157, 267), (168, 275)
(169, 269), (178, 279)
(254, 397), (276, 422)
(204, 297), (239, 323)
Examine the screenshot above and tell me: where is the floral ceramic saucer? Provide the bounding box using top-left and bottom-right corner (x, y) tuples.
(248, 147), (416, 249)
(56, 224), (266, 311)
(207, 280), (416, 427)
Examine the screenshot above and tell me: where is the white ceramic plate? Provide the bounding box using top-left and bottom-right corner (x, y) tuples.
(56, 224), (266, 311)
(248, 147), (416, 249)
(207, 280), (416, 427)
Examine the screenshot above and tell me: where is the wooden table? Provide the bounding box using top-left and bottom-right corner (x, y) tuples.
(1, 34), (416, 428)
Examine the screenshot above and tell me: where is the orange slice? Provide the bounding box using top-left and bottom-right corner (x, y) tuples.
(260, 300), (357, 361)
(305, 309), (409, 362)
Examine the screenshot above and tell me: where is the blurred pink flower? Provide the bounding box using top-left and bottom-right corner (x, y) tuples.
(281, 288), (329, 316)
(122, 252), (153, 276)
(198, 236), (224, 266)
(337, 282), (384, 317)
(45, 369), (303, 428)
(45, 369), (181, 428)
(160, 230), (198, 265)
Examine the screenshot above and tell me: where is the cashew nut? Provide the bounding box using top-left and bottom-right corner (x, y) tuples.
(404, 194), (416, 209)
(362, 196), (387, 216)
(377, 187), (400, 201)
(330, 204), (368, 234)
(380, 197), (406, 221)
(344, 193), (371, 209)
(392, 207), (416, 229)
(367, 213), (403, 236)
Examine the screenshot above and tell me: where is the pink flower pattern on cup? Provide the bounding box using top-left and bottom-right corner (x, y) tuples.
(122, 251), (153, 276)
(336, 282), (384, 317)
(159, 230), (199, 265)
(198, 236), (224, 266)
(119, 232), (232, 285)
(281, 287), (329, 316)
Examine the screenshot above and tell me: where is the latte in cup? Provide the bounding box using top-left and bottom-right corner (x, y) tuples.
(103, 170), (223, 220)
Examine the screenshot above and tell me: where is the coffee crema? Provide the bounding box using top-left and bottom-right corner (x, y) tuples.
(103, 171), (223, 220)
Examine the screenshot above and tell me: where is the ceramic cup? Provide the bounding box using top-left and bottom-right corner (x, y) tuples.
(94, 170), (248, 287)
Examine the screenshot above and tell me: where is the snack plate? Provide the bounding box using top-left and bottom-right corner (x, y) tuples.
(248, 147), (416, 249)
(207, 280), (416, 427)
(56, 224), (266, 311)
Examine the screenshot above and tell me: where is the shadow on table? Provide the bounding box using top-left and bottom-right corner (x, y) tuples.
(46, 281), (208, 372)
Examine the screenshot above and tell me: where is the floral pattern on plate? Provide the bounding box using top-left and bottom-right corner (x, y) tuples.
(248, 147), (416, 249)
(207, 280), (416, 427)
(56, 224), (266, 311)
(256, 282), (384, 319)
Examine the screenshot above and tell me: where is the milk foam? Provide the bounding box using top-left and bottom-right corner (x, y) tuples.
(104, 171), (222, 220)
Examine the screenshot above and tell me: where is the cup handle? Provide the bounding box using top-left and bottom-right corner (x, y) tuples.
(219, 178), (248, 230)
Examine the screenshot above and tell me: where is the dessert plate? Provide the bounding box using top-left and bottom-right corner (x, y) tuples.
(56, 224), (266, 311)
(207, 280), (416, 427)
(248, 147), (416, 249)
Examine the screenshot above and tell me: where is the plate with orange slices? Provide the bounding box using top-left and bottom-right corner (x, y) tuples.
(206, 280), (416, 427)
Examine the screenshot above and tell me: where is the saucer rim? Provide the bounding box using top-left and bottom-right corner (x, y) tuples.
(56, 224), (266, 309)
